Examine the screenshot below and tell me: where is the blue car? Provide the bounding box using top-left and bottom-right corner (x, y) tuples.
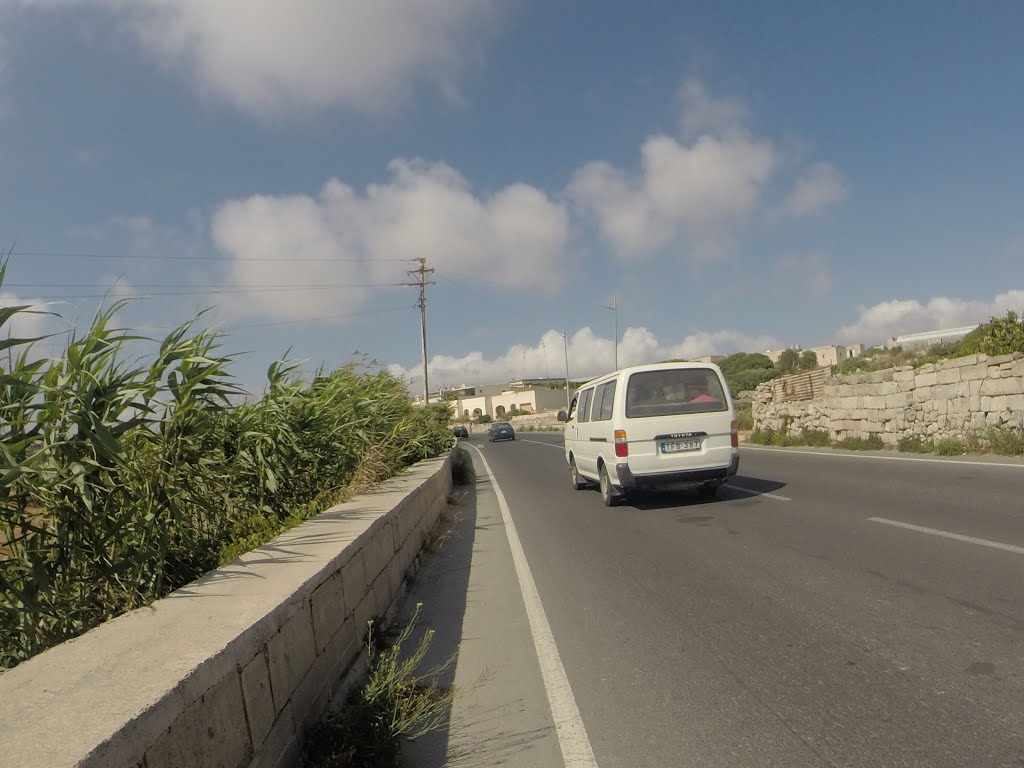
(488, 422), (515, 442)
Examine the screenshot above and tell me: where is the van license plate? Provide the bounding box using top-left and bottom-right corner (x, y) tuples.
(661, 439), (701, 453)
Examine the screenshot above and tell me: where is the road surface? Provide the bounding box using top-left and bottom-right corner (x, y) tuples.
(407, 435), (1024, 768)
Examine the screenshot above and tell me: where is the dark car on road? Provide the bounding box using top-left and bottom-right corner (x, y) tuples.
(488, 422), (515, 442)
(453, 425), (469, 439)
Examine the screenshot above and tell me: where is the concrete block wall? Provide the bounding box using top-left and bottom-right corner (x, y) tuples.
(0, 453), (453, 768)
(753, 353), (1024, 445)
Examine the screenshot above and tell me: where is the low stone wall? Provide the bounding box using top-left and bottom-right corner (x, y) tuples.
(753, 353), (1024, 445)
(0, 454), (453, 768)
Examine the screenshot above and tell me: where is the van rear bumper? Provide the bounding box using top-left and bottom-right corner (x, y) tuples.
(615, 456), (739, 490)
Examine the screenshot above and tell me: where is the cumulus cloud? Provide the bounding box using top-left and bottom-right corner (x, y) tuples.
(10, 0), (499, 114)
(837, 290), (1024, 344)
(676, 79), (747, 139)
(211, 159), (569, 321)
(568, 79), (849, 262)
(569, 132), (778, 261)
(391, 325), (781, 390)
(783, 162), (847, 216)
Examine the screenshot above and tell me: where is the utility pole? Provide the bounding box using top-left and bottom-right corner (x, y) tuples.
(403, 257), (435, 404)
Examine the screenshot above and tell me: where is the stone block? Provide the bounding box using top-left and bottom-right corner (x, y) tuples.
(936, 368), (961, 385)
(961, 363), (990, 381)
(363, 526), (392, 585)
(1013, 359), (1024, 378)
(340, 548), (366, 611)
(840, 396), (859, 409)
(947, 398), (967, 414)
(863, 395), (886, 410)
(969, 379), (984, 397)
(915, 372), (937, 387)
(310, 572), (346, 654)
(146, 674), (251, 768)
(371, 569), (393, 620)
(877, 381), (898, 396)
(354, 593), (374, 644)
(267, 604), (317, 713)
(990, 395), (1008, 412)
(913, 387), (932, 403)
(1005, 394), (1024, 412)
(935, 398), (947, 415)
(240, 650), (276, 752)
(980, 378), (1024, 396)
(884, 392), (912, 409)
(969, 396), (982, 412)
(893, 370), (915, 384)
(246, 702), (298, 768)
(988, 353), (1022, 366)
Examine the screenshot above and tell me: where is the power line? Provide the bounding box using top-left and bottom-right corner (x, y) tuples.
(5, 281), (405, 289)
(10, 250), (414, 264)
(11, 284), (408, 300)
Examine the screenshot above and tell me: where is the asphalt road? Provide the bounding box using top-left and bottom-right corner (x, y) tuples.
(464, 434), (1024, 768)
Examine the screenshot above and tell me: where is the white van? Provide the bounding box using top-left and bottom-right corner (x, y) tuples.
(558, 362), (739, 505)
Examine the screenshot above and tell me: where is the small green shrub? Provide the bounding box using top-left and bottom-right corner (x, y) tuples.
(303, 605), (456, 768)
(476, 414), (492, 424)
(897, 437), (934, 453)
(980, 427), (1024, 456)
(834, 435), (885, 451)
(451, 446), (474, 486)
(800, 429), (831, 447)
(736, 408), (754, 431)
(934, 437), (966, 456)
(959, 311), (1024, 356)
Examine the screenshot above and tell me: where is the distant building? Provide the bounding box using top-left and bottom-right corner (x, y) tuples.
(764, 344), (864, 368)
(453, 386), (568, 421)
(886, 325), (979, 350)
(689, 355), (727, 364)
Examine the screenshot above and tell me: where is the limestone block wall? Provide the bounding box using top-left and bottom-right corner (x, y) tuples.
(1, 454), (453, 768)
(752, 353), (1024, 445)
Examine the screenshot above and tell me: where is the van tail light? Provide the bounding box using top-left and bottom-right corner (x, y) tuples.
(614, 429), (628, 457)
(731, 420), (738, 448)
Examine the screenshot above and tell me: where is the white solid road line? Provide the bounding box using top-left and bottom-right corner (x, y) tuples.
(869, 517), (1024, 556)
(743, 444), (1024, 469)
(467, 445), (601, 768)
(519, 438), (564, 448)
(728, 484), (792, 502)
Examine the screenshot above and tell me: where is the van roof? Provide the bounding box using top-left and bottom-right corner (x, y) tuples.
(573, 361), (724, 392)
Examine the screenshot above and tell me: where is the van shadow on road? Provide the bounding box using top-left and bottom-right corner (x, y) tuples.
(625, 475), (787, 510)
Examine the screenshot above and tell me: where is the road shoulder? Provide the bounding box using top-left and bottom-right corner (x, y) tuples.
(399, 449), (563, 768)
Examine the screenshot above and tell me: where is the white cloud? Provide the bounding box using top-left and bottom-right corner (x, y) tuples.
(569, 132), (778, 261)
(677, 79), (747, 139)
(569, 79), (849, 262)
(392, 325), (782, 390)
(783, 162), (847, 216)
(837, 290), (1024, 344)
(11, 0), (500, 114)
(211, 159), (569, 322)
(775, 252), (831, 300)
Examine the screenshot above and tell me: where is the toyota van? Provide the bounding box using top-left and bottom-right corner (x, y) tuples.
(559, 362), (739, 505)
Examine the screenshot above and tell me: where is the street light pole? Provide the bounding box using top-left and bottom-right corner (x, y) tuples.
(562, 328), (571, 410)
(603, 294), (618, 371)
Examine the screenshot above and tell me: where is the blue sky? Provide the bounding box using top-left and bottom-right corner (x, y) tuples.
(2, 0), (1023, 393)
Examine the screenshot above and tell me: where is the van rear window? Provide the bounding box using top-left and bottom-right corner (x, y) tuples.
(625, 368), (728, 418)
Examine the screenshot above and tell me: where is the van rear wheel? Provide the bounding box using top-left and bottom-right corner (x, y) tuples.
(570, 458), (586, 490)
(599, 465), (618, 507)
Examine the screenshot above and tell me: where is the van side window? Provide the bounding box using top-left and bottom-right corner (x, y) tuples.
(567, 395), (578, 420)
(577, 388), (594, 423)
(594, 381), (616, 421)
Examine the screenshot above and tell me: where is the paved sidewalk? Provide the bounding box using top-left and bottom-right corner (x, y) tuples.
(399, 451), (562, 768)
